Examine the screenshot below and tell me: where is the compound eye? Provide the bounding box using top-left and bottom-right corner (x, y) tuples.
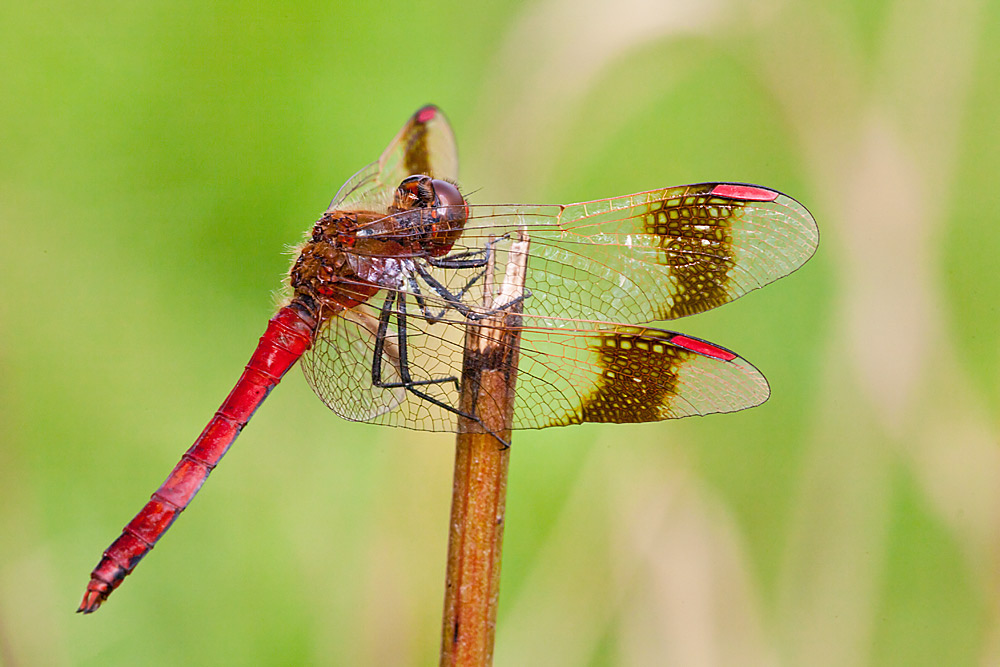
(430, 179), (467, 223)
(396, 175), (435, 208)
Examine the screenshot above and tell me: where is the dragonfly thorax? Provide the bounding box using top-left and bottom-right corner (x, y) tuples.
(289, 176), (469, 318)
(289, 210), (387, 315)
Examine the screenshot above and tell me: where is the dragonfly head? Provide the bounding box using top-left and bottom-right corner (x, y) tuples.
(394, 175), (468, 257)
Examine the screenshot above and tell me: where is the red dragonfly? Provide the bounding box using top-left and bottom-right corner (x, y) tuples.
(79, 105), (818, 613)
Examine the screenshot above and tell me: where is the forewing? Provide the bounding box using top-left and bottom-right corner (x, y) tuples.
(435, 182), (818, 327)
(328, 106), (459, 213)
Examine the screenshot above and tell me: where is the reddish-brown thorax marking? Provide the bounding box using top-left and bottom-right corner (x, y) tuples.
(289, 177), (469, 317)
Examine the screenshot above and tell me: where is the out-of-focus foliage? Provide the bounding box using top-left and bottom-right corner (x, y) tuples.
(1, 0), (997, 664)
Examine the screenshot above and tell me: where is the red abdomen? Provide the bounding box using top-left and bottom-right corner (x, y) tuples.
(78, 302), (317, 613)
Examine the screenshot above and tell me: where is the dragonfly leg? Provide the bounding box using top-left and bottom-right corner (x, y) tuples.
(406, 266), (493, 324)
(427, 249), (487, 269)
(407, 273), (449, 324)
(370, 291), (510, 447)
(426, 232), (512, 269)
(371, 290), (459, 393)
(413, 233), (514, 321)
(415, 263), (532, 321)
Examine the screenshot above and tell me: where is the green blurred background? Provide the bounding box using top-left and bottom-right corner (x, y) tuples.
(2, 0), (998, 664)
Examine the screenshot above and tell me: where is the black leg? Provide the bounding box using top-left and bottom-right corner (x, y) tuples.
(407, 273), (449, 324)
(409, 265), (498, 323)
(426, 232), (514, 270)
(427, 250), (488, 269)
(368, 288), (511, 447)
(427, 245), (488, 269)
(370, 291), (396, 387)
(415, 263), (532, 321)
(415, 233), (514, 318)
(371, 290), (459, 391)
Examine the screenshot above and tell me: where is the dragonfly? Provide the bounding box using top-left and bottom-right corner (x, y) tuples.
(79, 105), (818, 613)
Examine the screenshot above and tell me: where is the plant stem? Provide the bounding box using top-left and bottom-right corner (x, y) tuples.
(440, 232), (528, 666)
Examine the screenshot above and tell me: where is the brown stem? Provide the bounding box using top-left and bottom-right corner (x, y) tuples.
(440, 231), (529, 666)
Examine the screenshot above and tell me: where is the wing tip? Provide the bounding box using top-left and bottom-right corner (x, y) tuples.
(711, 183), (780, 202)
(415, 105), (440, 123)
(711, 181), (820, 269)
(665, 330), (771, 415)
(669, 334), (738, 361)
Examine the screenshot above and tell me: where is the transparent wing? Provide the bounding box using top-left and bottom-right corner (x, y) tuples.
(306, 109), (814, 432)
(327, 105), (459, 213)
(301, 295), (467, 432)
(300, 305), (407, 423)
(515, 325), (769, 428)
(327, 161), (382, 213)
(376, 105), (458, 187)
(298, 292), (768, 433)
(354, 182), (819, 327)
